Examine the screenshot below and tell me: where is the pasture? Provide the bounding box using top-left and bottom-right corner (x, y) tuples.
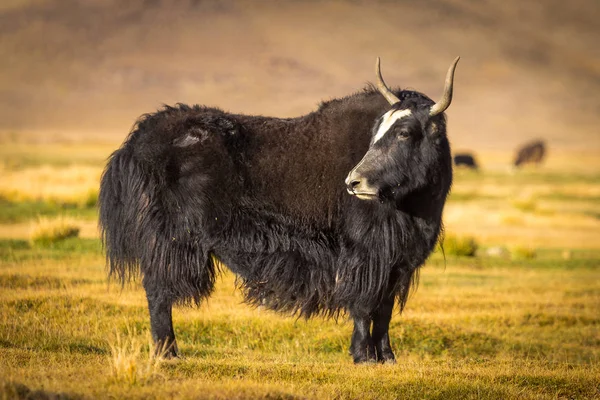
(1, 142), (599, 399)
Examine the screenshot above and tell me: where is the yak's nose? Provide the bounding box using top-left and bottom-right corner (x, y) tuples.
(346, 179), (361, 192)
(345, 170), (377, 199)
(344, 171), (361, 191)
(344, 171), (362, 192)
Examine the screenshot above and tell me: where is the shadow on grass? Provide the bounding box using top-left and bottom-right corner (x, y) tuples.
(0, 274), (95, 290)
(393, 320), (502, 358)
(2, 381), (82, 400)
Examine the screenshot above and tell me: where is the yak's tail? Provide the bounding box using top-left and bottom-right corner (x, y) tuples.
(98, 127), (218, 305)
(99, 144), (143, 284)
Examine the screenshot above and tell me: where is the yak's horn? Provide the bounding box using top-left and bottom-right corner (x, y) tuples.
(429, 56), (460, 117)
(375, 57), (400, 106)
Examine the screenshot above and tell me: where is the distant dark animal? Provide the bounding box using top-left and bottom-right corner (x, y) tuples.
(514, 140), (546, 167)
(453, 153), (478, 170)
(99, 57), (460, 364)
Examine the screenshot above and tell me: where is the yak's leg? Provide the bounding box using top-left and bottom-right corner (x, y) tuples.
(143, 277), (178, 358)
(371, 295), (396, 363)
(349, 315), (376, 363)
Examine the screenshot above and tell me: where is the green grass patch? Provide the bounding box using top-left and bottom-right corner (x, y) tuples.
(427, 248), (600, 270)
(0, 238), (103, 262)
(0, 197), (97, 224)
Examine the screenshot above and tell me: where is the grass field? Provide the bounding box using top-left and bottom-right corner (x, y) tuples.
(0, 143), (599, 399)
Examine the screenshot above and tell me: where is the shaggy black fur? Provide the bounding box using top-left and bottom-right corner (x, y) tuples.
(99, 85), (453, 363)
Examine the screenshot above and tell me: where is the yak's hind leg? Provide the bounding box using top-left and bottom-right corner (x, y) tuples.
(371, 295), (396, 363)
(349, 315), (376, 363)
(143, 276), (178, 358)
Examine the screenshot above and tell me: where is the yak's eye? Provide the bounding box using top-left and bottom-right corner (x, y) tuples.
(398, 130), (410, 140)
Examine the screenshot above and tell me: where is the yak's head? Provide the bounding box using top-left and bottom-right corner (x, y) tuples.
(345, 57), (459, 205)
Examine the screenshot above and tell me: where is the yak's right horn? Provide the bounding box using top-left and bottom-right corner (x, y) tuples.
(375, 57), (401, 106)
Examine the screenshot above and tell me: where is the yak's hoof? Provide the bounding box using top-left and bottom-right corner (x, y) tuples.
(352, 350), (377, 364)
(160, 353), (182, 364)
(161, 350), (179, 360)
(353, 356), (377, 364)
(155, 341), (179, 360)
(377, 351), (396, 364)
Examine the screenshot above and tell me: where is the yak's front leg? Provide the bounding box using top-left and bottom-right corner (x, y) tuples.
(371, 295), (396, 363)
(143, 277), (178, 358)
(349, 315), (376, 363)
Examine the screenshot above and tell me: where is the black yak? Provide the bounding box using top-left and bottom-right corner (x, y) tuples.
(514, 140), (546, 167)
(453, 152), (479, 170)
(99, 57), (459, 364)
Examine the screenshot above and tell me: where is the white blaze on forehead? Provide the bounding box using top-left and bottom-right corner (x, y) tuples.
(373, 109), (412, 143)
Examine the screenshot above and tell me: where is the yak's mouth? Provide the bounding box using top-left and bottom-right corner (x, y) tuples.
(346, 189), (378, 201)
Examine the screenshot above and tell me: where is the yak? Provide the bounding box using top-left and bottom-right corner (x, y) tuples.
(514, 139), (546, 167)
(453, 152), (479, 170)
(99, 57), (459, 364)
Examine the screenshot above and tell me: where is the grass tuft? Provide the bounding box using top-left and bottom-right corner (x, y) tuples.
(108, 329), (164, 385)
(82, 189), (98, 208)
(441, 233), (479, 257)
(511, 197), (537, 213)
(511, 245), (537, 260)
(30, 216), (80, 246)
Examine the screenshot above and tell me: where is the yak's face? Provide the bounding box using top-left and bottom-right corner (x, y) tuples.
(345, 102), (447, 203)
(345, 57), (459, 204)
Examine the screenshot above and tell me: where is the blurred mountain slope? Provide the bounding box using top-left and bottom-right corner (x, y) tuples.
(0, 0), (599, 150)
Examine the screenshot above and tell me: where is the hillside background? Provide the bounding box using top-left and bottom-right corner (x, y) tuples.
(1, 0), (599, 151)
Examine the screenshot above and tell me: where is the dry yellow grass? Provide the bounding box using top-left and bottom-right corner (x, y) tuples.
(0, 142), (597, 397)
(444, 150), (600, 249)
(444, 204), (600, 249)
(0, 165), (101, 206)
(0, 250), (598, 399)
(108, 329), (164, 385)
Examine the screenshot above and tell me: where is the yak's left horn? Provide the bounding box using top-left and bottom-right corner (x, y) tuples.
(375, 57), (400, 106)
(429, 56), (460, 117)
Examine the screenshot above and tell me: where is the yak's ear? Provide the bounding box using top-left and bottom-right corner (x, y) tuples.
(426, 119), (444, 137)
(173, 135), (200, 147)
(429, 121), (439, 135)
(173, 127), (208, 147)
